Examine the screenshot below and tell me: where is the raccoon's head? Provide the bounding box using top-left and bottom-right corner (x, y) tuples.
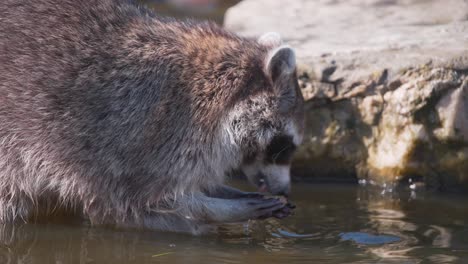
(227, 33), (304, 196)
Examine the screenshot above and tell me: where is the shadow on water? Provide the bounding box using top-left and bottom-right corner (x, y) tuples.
(1, 182), (467, 263)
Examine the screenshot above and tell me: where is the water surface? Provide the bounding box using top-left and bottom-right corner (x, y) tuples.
(3, 2), (465, 263)
(1, 182), (467, 263)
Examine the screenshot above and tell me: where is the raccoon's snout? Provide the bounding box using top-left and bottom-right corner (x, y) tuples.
(261, 164), (291, 197)
(242, 167), (268, 193)
(244, 164), (291, 196)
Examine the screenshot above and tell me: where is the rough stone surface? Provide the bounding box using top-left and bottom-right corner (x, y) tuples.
(225, 0), (468, 191)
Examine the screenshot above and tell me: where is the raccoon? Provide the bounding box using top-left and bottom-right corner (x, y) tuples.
(0, 0), (304, 234)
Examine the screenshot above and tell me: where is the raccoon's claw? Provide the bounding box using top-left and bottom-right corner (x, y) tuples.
(272, 206), (293, 219)
(252, 197), (297, 220)
(272, 201), (295, 219)
(245, 197), (285, 220)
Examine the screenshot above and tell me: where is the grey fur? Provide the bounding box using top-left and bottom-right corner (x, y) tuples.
(0, 0), (304, 234)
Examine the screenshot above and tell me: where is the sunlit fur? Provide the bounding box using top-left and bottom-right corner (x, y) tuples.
(0, 0), (303, 233)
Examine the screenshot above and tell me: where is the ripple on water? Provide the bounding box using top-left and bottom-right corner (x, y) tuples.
(0, 183), (468, 263)
(340, 232), (401, 245)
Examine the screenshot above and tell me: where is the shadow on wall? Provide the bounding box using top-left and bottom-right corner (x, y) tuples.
(139, 0), (241, 23)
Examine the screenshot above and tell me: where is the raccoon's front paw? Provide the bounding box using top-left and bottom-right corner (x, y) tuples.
(272, 202), (296, 219)
(239, 191), (265, 199)
(242, 197), (285, 221)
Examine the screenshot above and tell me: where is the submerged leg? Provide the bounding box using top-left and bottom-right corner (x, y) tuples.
(122, 212), (216, 235)
(123, 194), (285, 234)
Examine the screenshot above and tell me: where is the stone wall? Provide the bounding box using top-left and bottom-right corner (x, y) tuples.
(225, 0), (468, 191)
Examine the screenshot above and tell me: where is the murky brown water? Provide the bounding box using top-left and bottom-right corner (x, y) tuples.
(1, 182), (467, 263)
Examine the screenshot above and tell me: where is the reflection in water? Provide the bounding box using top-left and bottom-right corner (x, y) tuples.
(3, 1), (465, 263)
(0, 183), (467, 263)
(340, 232), (401, 245)
(430, 225), (452, 248)
(356, 186), (467, 263)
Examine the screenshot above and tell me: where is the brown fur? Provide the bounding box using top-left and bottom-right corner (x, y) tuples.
(0, 0), (303, 234)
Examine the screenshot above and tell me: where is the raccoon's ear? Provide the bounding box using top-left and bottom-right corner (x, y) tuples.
(258, 32), (282, 49)
(265, 45), (296, 81)
(265, 46), (297, 113)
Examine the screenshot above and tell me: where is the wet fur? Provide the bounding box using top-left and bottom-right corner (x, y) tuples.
(0, 0), (303, 233)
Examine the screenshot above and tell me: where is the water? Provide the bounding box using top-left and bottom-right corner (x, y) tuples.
(1, 182), (467, 263)
(3, 2), (465, 263)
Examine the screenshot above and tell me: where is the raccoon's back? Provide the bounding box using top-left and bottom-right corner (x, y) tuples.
(0, 0), (137, 127)
(1, 0), (131, 90)
(0, 0), (200, 167)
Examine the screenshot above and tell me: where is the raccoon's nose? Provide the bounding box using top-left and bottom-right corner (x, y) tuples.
(261, 164), (291, 197)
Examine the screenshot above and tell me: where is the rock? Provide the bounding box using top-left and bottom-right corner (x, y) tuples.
(225, 0), (468, 191)
(435, 80), (468, 142)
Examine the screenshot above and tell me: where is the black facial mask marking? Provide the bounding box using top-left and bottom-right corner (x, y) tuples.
(265, 135), (296, 165)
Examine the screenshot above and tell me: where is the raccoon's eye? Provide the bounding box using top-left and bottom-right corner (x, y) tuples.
(265, 135), (296, 164)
